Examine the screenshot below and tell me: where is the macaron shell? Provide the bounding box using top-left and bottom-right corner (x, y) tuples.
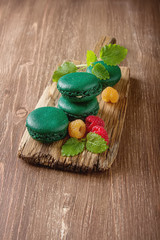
(87, 61), (121, 89)
(57, 72), (100, 93)
(58, 96), (99, 120)
(26, 107), (69, 134)
(27, 127), (68, 143)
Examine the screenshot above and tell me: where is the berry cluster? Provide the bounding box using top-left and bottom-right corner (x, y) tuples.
(68, 115), (109, 145)
(85, 116), (109, 144)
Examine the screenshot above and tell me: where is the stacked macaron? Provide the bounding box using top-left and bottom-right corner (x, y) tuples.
(87, 61), (121, 89)
(57, 72), (102, 120)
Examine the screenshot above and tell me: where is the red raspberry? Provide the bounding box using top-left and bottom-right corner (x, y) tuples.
(91, 126), (109, 144)
(85, 115), (105, 133)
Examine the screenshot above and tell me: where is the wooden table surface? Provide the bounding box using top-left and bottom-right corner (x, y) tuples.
(0, 0), (160, 239)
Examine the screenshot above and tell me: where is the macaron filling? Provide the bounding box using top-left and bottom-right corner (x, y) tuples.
(76, 96), (83, 98)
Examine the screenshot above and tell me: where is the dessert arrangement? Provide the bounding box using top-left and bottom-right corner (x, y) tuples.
(18, 36), (130, 173)
(26, 41), (127, 156)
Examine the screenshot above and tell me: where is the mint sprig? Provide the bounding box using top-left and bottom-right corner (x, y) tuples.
(52, 43), (128, 82)
(61, 138), (85, 157)
(86, 132), (108, 154)
(61, 133), (108, 156)
(52, 62), (77, 82)
(86, 50), (97, 66)
(100, 44), (128, 66)
(92, 63), (110, 80)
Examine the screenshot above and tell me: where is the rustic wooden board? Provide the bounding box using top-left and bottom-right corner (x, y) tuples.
(18, 36), (130, 173)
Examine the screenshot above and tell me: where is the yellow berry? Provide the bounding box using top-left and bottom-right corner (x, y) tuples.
(102, 87), (119, 103)
(68, 120), (86, 139)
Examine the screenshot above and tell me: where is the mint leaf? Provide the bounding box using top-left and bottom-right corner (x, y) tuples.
(61, 138), (85, 157)
(92, 63), (110, 80)
(86, 50), (97, 66)
(86, 132), (108, 154)
(100, 44), (128, 66)
(52, 62), (77, 82)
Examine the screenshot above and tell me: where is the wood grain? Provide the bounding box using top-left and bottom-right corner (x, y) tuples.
(18, 37), (130, 173)
(0, 0), (160, 239)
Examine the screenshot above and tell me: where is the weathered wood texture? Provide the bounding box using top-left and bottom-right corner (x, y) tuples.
(18, 36), (130, 173)
(0, 0), (160, 239)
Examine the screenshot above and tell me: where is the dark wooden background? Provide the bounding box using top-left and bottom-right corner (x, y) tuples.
(0, 0), (160, 239)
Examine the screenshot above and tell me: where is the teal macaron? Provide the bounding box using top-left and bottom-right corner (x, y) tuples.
(87, 61), (121, 89)
(57, 72), (102, 102)
(58, 96), (99, 120)
(26, 107), (69, 143)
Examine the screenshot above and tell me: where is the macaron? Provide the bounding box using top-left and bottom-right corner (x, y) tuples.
(57, 72), (102, 102)
(87, 61), (121, 89)
(26, 107), (69, 143)
(58, 96), (99, 120)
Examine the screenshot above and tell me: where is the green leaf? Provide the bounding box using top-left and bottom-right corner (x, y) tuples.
(61, 138), (85, 157)
(52, 62), (77, 82)
(86, 50), (97, 66)
(92, 63), (110, 80)
(86, 132), (108, 154)
(100, 44), (128, 66)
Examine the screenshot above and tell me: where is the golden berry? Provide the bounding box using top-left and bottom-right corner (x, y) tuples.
(102, 87), (119, 103)
(68, 119), (86, 139)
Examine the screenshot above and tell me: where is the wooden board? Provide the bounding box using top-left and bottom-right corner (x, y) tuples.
(18, 36), (130, 173)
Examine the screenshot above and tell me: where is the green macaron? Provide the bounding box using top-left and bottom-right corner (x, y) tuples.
(58, 96), (99, 120)
(26, 107), (69, 143)
(87, 61), (121, 89)
(57, 72), (102, 102)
